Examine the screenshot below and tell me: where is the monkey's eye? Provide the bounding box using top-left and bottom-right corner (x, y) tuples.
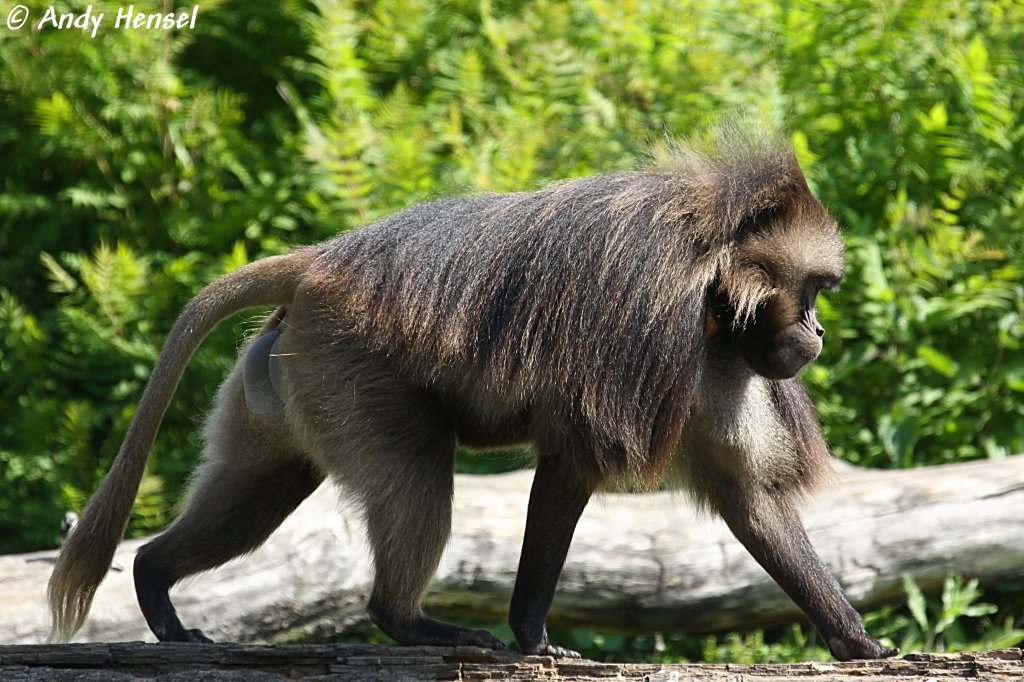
(802, 276), (839, 308)
(810, 275), (841, 294)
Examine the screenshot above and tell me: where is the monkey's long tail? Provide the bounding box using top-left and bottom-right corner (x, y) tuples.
(47, 247), (317, 642)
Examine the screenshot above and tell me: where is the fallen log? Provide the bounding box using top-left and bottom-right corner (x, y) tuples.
(2, 455), (1022, 645)
(0, 643), (1022, 681)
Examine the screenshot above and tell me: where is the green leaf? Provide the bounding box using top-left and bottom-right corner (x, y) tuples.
(33, 91), (74, 136)
(903, 574), (929, 634)
(915, 345), (959, 378)
(40, 253), (78, 295)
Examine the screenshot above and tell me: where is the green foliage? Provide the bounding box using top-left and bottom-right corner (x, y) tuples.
(866, 574), (1024, 653)
(546, 624), (832, 663)
(697, 626), (829, 664)
(1, 0), (1022, 658)
(691, 574), (1024, 662)
(752, 0), (1024, 467)
(0, 0), (315, 550)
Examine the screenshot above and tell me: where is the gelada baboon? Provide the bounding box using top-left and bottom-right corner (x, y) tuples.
(49, 128), (896, 660)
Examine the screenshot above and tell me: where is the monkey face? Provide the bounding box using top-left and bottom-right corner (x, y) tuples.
(709, 209), (844, 380)
(712, 264), (839, 378)
(731, 275), (840, 379)
(737, 295), (822, 378)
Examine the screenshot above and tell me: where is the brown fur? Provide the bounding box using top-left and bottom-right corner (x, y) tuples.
(48, 130), (893, 660)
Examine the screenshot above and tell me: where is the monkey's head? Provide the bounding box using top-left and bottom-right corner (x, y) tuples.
(706, 197), (844, 380)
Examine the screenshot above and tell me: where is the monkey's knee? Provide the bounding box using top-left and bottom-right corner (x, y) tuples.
(134, 537), (195, 603)
(134, 539), (176, 590)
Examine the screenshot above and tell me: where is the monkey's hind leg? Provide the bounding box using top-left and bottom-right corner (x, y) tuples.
(133, 369), (322, 642)
(345, 410), (504, 650)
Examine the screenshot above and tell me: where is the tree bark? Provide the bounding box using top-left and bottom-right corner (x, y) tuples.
(1, 643), (1022, 681)
(2, 455), (1022, 644)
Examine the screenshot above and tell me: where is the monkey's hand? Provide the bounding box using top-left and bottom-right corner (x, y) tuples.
(828, 633), (898, 661)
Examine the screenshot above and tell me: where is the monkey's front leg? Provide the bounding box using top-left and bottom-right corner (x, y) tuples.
(509, 456), (595, 658)
(713, 484), (897, 661)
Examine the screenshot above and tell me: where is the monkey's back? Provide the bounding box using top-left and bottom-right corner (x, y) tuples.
(300, 171), (708, 476)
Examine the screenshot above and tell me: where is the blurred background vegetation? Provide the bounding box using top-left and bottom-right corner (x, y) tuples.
(1, 0), (1022, 662)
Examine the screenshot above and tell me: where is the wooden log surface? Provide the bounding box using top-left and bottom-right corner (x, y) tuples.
(2, 455), (1023, 645)
(0, 643), (1022, 681)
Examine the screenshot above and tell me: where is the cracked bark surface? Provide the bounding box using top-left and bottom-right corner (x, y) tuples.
(1, 644), (1022, 681)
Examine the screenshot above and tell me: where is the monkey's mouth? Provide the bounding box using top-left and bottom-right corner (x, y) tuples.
(738, 327), (822, 380)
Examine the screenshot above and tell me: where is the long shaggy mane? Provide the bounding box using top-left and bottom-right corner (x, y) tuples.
(313, 128), (815, 479)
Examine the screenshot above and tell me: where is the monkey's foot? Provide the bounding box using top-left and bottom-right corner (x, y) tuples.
(180, 628), (214, 643)
(446, 626), (505, 649)
(136, 578), (215, 643)
(155, 626), (213, 643)
(828, 633), (898, 661)
(525, 643), (582, 659)
(369, 607), (505, 650)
